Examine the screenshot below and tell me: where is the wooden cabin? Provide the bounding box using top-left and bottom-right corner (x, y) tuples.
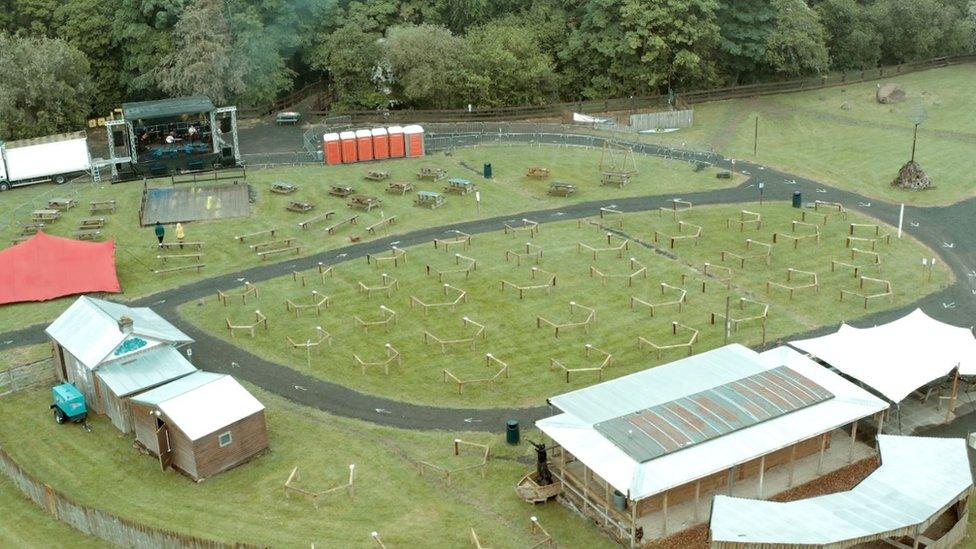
(45, 296), (194, 424)
(130, 372), (268, 481)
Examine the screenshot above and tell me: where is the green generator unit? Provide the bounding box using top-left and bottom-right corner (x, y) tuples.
(50, 383), (87, 424)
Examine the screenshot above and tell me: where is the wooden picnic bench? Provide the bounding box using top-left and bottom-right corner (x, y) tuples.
(19, 223), (45, 235)
(348, 194), (381, 211)
(444, 178), (477, 195)
(329, 185), (355, 197)
(78, 217), (106, 229)
(287, 201), (315, 213)
(386, 181), (414, 195)
(31, 209), (61, 222)
(526, 167), (550, 179)
(271, 182), (298, 194)
(257, 246), (301, 260)
(157, 253), (203, 263)
(11, 235), (31, 244)
(73, 229), (102, 241)
(159, 241), (203, 250)
(235, 228), (277, 242)
(48, 198), (77, 211)
(153, 263), (206, 275)
(276, 111), (301, 125)
(366, 216), (397, 235)
(365, 170), (389, 181)
(297, 210), (335, 230)
(414, 191), (446, 209)
(416, 167), (447, 181)
(90, 200), (117, 214)
(548, 182), (577, 197)
(250, 238), (296, 252)
(325, 215), (358, 235)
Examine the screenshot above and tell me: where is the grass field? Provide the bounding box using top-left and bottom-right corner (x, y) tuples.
(0, 385), (614, 548)
(0, 145), (737, 333)
(180, 202), (950, 408)
(0, 474), (101, 548)
(643, 64), (976, 206)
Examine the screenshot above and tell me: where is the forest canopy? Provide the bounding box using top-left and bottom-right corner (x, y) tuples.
(1, 0), (974, 138)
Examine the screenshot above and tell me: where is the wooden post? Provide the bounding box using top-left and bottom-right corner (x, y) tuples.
(757, 456), (766, 498)
(630, 496), (637, 549)
(947, 366), (960, 423)
(661, 491), (668, 536)
(694, 479), (701, 523)
(727, 465), (735, 495)
(816, 433), (827, 474)
(849, 420), (858, 463)
(788, 444), (797, 487)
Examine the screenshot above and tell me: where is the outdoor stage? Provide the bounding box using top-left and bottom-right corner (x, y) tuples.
(140, 182), (251, 225)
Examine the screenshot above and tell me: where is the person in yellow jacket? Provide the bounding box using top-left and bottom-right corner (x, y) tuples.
(175, 222), (186, 248)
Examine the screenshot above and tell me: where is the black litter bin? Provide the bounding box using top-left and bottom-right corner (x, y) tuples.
(506, 419), (520, 445)
(792, 191), (802, 208)
(483, 163), (493, 179)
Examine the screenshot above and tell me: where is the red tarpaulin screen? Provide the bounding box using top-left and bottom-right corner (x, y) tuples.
(0, 232), (121, 305)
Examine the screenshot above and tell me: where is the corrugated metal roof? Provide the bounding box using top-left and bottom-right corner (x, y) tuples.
(594, 366), (833, 462)
(122, 96), (214, 121)
(131, 373), (264, 441)
(45, 296), (192, 368)
(96, 346), (196, 397)
(710, 435), (973, 546)
(131, 370), (223, 406)
(537, 345), (888, 500)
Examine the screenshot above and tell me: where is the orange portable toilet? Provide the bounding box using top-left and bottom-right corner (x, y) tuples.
(355, 129), (374, 161)
(403, 125), (425, 158)
(323, 133), (342, 165)
(387, 126), (405, 158)
(339, 131), (357, 163)
(371, 128), (389, 160)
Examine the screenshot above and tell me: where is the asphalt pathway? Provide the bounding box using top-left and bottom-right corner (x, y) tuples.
(3, 136), (975, 434)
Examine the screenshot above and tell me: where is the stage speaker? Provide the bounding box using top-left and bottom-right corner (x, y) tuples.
(221, 146), (234, 159)
(220, 118), (232, 133)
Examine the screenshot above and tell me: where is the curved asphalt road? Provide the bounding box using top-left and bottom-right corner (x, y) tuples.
(3, 139), (975, 433)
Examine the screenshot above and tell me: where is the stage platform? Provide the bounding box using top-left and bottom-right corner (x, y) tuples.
(140, 182), (250, 225)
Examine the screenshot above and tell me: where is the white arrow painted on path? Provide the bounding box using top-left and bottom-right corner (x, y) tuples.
(740, 170), (750, 175)
(294, 385), (307, 391)
(816, 188), (827, 193)
(390, 241), (401, 246)
(784, 179), (797, 185)
(230, 361), (239, 368)
(236, 278), (245, 282)
(154, 299), (167, 305)
(968, 270), (976, 278)
(943, 242), (955, 249)
(2, 340), (12, 345)
(336, 253), (348, 258)
(943, 302), (957, 309)
(463, 418), (482, 423)
(375, 408), (392, 414)
(859, 202), (872, 208)
(551, 212), (565, 217)
(910, 222), (920, 228)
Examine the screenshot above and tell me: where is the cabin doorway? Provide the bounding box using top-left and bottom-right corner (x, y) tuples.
(155, 418), (174, 471)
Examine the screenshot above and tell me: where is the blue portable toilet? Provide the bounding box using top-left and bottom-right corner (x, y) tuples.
(51, 383), (87, 424)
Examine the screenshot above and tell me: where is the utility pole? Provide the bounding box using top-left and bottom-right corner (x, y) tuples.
(753, 115), (759, 156)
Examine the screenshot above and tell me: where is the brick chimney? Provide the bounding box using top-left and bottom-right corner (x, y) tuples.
(118, 315), (134, 334)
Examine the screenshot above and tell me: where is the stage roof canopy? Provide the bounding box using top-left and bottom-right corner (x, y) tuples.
(122, 96), (214, 121)
(0, 232), (121, 305)
(790, 309), (976, 403)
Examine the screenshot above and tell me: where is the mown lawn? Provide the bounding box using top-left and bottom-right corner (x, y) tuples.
(0, 386), (614, 548)
(179, 202), (950, 408)
(0, 474), (101, 547)
(643, 64), (976, 206)
(0, 144), (738, 333)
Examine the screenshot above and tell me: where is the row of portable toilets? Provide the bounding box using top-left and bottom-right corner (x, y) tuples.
(322, 125), (425, 165)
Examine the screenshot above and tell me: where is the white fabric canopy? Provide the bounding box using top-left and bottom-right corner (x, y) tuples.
(790, 309), (976, 403)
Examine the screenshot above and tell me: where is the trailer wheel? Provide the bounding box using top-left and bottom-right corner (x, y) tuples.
(0, 182), (9, 192)
(54, 408), (66, 424)
(54, 174), (67, 185)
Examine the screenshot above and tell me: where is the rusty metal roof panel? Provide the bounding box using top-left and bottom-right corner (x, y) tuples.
(595, 366), (833, 463)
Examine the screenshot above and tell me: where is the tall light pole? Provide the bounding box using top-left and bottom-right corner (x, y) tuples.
(908, 102), (927, 163)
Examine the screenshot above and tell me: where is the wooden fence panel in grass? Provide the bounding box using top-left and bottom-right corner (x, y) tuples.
(0, 358), (55, 397)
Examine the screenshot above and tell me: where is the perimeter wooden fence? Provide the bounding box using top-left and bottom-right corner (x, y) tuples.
(0, 358), (55, 397)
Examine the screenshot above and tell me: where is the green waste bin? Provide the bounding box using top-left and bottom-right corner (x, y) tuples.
(613, 490), (627, 511)
(792, 191), (802, 208)
(506, 419), (520, 445)
(483, 163), (493, 179)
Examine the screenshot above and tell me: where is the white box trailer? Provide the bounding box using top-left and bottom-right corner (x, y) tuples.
(0, 131), (91, 191)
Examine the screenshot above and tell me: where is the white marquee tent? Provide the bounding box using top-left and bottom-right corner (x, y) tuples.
(790, 309), (976, 403)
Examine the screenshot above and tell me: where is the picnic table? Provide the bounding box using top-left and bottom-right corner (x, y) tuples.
(73, 229), (102, 241)
(90, 200), (117, 214)
(32, 209), (61, 222)
(271, 182), (298, 194)
(416, 167), (447, 181)
(548, 182), (577, 197)
(444, 178), (477, 195)
(526, 167), (551, 179)
(386, 181), (414, 195)
(48, 198), (78, 211)
(287, 201), (315, 213)
(414, 191), (446, 209)
(276, 111), (301, 125)
(348, 194), (381, 212)
(329, 185), (356, 198)
(365, 171), (389, 181)
(19, 223), (44, 236)
(78, 217), (106, 229)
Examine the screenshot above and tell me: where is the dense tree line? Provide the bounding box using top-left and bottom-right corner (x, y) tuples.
(1, 0), (974, 139)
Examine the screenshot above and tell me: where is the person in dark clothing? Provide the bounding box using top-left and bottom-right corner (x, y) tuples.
(154, 221), (165, 247)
